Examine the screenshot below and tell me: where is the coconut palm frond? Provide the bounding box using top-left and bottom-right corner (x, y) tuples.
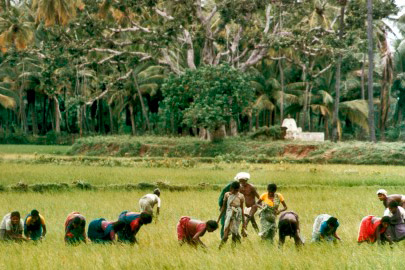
(253, 94), (275, 111)
(139, 83), (159, 96)
(317, 90), (333, 105)
(311, 104), (331, 116)
(0, 93), (16, 109)
(339, 99), (369, 132)
(250, 81), (265, 92)
(285, 82), (306, 91)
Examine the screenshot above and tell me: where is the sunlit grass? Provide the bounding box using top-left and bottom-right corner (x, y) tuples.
(1, 187), (405, 269)
(1, 161), (405, 269)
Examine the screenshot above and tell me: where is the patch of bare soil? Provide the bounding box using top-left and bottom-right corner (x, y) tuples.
(282, 145), (318, 159)
(139, 144), (151, 156)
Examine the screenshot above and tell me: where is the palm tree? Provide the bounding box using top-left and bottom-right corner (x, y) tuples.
(109, 63), (165, 135)
(0, 6), (34, 51)
(32, 0), (84, 26)
(366, 0), (377, 142)
(331, 0), (347, 142)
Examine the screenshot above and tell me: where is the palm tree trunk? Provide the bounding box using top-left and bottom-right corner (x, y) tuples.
(129, 103), (136, 136)
(78, 106), (83, 137)
(279, 58), (285, 123)
(132, 74), (151, 132)
(108, 105), (114, 134)
(30, 99), (38, 136)
(19, 91), (27, 134)
(255, 113), (259, 130)
(42, 95), (47, 134)
(332, 5), (345, 142)
(324, 115), (329, 140)
(361, 54), (366, 100)
(367, 0), (377, 142)
(53, 96), (61, 134)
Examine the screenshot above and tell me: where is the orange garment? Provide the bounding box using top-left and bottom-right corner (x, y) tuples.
(357, 215), (386, 243)
(260, 193), (284, 207)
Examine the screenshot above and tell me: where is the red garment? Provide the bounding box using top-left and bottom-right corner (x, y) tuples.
(130, 218), (141, 232)
(64, 212), (81, 230)
(177, 216), (206, 242)
(358, 215), (386, 243)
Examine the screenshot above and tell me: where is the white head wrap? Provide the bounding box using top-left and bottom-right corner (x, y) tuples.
(234, 172), (250, 181)
(376, 189), (387, 196)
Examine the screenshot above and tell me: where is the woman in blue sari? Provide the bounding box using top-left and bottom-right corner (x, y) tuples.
(87, 218), (125, 243)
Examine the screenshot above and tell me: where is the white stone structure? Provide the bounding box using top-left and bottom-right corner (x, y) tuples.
(282, 117), (324, 142)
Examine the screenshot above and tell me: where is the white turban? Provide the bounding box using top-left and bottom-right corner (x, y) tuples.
(234, 172), (250, 181)
(376, 189), (387, 196)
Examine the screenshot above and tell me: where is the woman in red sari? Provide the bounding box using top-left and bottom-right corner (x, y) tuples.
(358, 216), (391, 244)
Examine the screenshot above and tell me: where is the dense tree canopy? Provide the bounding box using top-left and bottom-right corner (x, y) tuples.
(0, 0), (403, 141)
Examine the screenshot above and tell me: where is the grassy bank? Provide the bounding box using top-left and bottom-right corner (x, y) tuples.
(68, 136), (405, 165)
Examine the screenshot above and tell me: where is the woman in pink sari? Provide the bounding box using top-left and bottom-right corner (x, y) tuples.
(358, 216), (391, 244)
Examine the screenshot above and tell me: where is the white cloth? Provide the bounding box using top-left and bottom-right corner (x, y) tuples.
(234, 172), (250, 181)
(0, 213), (23, 240)
(377, 189), (388, 195)
(384, 206), (405, 220)
(311, 214), (331, 242)
(139, 194), (161, 207)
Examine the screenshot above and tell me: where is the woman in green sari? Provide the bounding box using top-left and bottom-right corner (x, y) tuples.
(257, 184), (287, 242)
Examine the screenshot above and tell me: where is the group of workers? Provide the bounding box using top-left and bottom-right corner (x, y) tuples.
(1, 173), (404, 248)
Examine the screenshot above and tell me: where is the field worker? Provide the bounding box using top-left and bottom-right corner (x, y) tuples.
(257, 183), (288, 242)
(237, 172), (260, 233)
(278, 211), (303, 247)
(357, 216), (392, 244)
(117, 211), (152, 244)
(177, 217), (218, 247)
(0, 211), (27, 242)
(139, 188), (161, 218)
(64, 212), (86, 244)
(24, 209), (47, 241)
(311, 214), (341, 242)
(377, 189), (405, 209)
(217, 181), (246, 249)
(384, 201), (405, 242)
(218, 172), (255, 237)
(87, 218), (125, 243)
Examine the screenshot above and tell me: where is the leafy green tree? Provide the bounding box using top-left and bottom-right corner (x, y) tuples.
(161, 65), (254, 140)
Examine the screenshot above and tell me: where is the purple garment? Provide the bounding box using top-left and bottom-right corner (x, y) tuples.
(386, 208), (405, 242)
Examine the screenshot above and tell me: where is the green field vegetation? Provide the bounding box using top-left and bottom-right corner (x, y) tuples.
(0, 145), (69, 155)
(1, 162), (405, 188)
(0, 187), (405, 269)
(68, 136), (405, 165)
(1, 154), (405, 269)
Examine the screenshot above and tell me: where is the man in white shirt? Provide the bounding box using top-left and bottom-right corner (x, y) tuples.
(139, 188), (161, 217)
(384, 201), (405, 221)
(0, 211), (26, 241)
(384, 201), (405, 242)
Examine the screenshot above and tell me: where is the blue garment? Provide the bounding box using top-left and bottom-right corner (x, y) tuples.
(87, 218), (114, 243)
(320, 220), (339, 238)
(218, 183), (232, 238)
(117, 211), (141, 243)
(24, 214), (42, 241)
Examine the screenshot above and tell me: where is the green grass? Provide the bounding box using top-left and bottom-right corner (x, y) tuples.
(1, 161), (405, 269)
(1, 188), (405, 269)
(0, 144), (69, 155)
(0, 162), (405, 187)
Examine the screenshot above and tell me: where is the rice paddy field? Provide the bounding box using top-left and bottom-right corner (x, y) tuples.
(1, 148), (405, 269)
